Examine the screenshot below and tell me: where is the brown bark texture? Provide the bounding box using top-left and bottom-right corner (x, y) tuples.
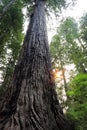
(0, 0), (73, 129)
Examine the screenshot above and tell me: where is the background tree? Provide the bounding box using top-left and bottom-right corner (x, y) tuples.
(50, 14), (87, 130)
(79, 13), (87, 70)
(58, 17), (87, 73)
(67, 14), (87, 130)
(0, 0), (24, 97)
(50, 35), (69, 109)
(50, 17), (87, 75)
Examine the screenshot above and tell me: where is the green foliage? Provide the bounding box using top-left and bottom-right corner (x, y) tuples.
(67, 73), (87, 130)
(50, 34), (70, 67)
(0, 0), (24, 96)
(79, 13), (87, 70)
(59, 17), (78, 40)
(80, 13), (87, 42)
(79, 13), (87, 71)
(47, 0), (66, 12)
(54, 17), (87, 73)
(50, 15), (87, 129)
(0, 0), (23, 55)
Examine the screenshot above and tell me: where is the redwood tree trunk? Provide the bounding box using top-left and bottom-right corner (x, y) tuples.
(0, 0), (73, 130)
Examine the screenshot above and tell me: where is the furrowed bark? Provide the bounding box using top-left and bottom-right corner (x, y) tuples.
(0, 0), (73, 129)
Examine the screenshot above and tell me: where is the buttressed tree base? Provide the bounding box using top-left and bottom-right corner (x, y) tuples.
(0, 0), (73, 129)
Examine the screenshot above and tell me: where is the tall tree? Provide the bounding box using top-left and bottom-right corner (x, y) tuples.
(0, 0), (73, 130)
(80, 13), (87, 70)
(0, 32), (23, 97)
(50, 35), (68, 91)
(50, 35), (68, 108)
(58, 17), (87, 73)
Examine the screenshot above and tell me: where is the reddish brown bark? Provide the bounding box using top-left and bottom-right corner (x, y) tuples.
(0, 0), (73, 130)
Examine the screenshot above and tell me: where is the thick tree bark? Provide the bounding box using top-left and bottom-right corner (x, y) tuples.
(0, 0), (73, 129)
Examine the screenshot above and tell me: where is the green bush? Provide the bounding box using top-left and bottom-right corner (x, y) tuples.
(67, 73), (87, 130)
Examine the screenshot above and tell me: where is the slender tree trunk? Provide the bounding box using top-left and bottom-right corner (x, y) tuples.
(59, 56), (68, 92)
(0, 58), (15, 98)
(0, 0), (73, 129)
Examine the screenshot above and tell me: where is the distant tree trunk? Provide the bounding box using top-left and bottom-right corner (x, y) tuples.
(0, 58), (15, 98)
(0, 0), (73, 129)
(59, 55), (68, 92)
